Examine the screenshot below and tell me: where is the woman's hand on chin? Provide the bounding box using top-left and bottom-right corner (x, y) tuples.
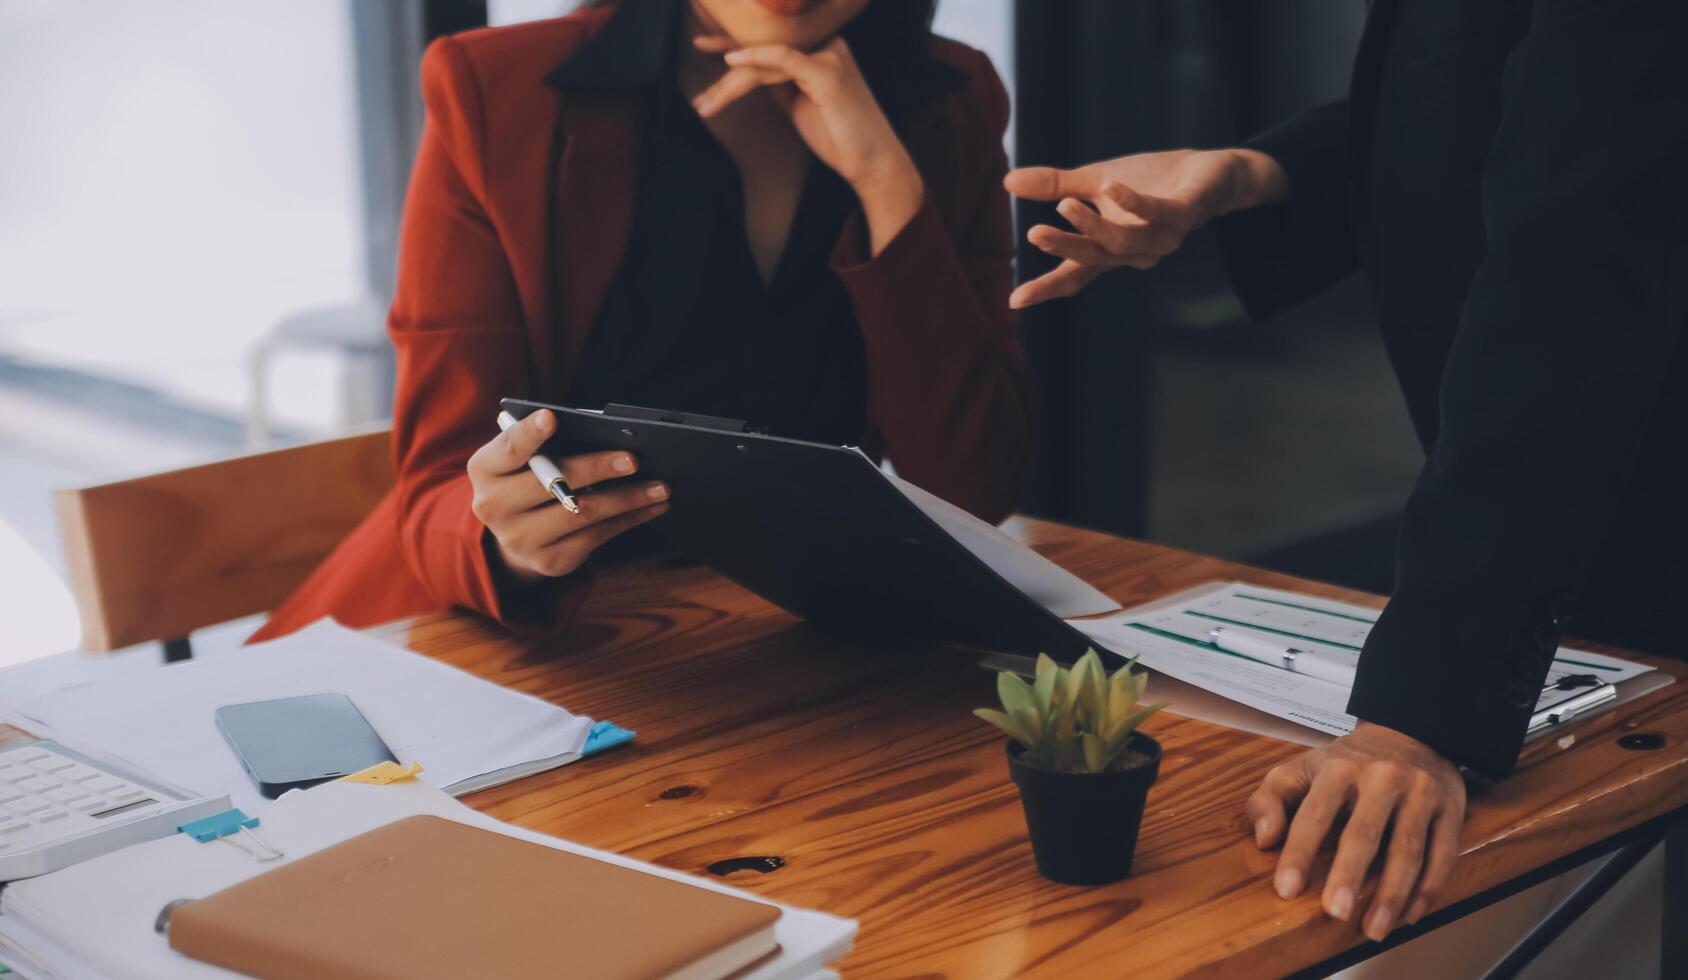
(692, 34), (924, 256)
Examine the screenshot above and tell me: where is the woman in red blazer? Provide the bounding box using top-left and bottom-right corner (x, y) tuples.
(255, 0), (1029, 641)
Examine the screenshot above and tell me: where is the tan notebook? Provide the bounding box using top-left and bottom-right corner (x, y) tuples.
(168, 815), (781, 980)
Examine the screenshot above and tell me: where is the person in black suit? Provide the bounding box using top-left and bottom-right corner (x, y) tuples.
(1006, 0), (1686, 942)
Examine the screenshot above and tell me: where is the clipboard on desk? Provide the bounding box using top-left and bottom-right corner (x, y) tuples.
(501, 399), (1120, 661)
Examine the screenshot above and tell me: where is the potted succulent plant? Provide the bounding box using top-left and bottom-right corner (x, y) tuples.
(975, 650), (1168, 885)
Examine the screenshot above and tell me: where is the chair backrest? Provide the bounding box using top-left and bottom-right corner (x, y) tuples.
(54, 428), (394, 652)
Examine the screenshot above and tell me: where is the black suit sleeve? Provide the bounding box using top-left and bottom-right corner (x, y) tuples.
(1349, 0), (1688, 780)
(1215, 100), (1359, 321)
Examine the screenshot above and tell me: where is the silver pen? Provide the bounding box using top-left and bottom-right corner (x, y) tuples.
(1527, 682), (1617, 733)
(496, 410), (580, 514)
(1208, 625), (1359, 687)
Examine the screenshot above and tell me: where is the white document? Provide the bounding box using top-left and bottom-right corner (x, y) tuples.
(1070, 582), (1661, 738)
(865, 465), (1665, 743)
(0, 779), (855, 980)
(1, 620), (595, 813)
(885, 473), (1121, 619)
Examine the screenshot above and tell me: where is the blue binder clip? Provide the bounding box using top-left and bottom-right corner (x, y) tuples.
(582, 720), (636, 757)
(178, 808), (284, 862)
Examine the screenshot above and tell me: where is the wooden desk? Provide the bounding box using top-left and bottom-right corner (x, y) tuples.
(370, 518), (1687, 978)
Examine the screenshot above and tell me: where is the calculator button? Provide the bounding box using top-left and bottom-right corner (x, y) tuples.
(61, 765), (102, 783)
(35, 808), (67, 822)
(83, 776), (124, 794)
(44, 787), (87, 804)
(16, 776), (59, 794)
(104, 787), (149, 806)
(0, 788), (22, 805)
(10, 749), (50, 764)
(0, 817), (27, 833)
(9, 799), (51, 816)
(71, 796), (106, 812)
(30, 756), (75, 773)
(0, 766), (30, 782)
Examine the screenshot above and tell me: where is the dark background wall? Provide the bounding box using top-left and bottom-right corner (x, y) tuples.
(1015, 0), (1420, 595)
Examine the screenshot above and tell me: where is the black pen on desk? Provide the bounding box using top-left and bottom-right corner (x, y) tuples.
(496, 410), (581, 514)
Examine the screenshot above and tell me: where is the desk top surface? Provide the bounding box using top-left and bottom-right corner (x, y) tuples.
(369, 517), (1687, 979)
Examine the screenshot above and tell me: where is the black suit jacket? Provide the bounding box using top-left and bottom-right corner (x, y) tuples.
(1218, 0), (1688, 779)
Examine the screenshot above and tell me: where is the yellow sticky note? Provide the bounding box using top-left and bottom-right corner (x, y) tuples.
(341, 761), (424, 784)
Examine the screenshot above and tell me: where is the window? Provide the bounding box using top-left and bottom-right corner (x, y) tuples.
(0, 0), (366, 435)
(0, 1), (372, 661)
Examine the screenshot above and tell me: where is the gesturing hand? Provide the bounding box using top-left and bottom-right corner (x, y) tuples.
(467, 409), (670, 583)
(691, 34), (924, 254)
(1003, 148), (1287, 308)
(1247, 721), (1467, 942)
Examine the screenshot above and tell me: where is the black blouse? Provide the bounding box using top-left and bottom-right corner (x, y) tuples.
(565, 38), (867, 446)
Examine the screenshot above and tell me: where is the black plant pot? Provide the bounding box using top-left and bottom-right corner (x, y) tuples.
(1006, 734), (1162, 886)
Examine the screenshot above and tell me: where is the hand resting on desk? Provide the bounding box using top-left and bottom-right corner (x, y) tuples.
(468, 409), (671, 583)
(1247, 721), (1466, 943)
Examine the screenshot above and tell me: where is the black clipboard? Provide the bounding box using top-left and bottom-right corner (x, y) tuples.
(502, 399), (1097, 660)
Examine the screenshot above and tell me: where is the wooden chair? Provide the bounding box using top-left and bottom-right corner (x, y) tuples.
(53, 428), (394, 659)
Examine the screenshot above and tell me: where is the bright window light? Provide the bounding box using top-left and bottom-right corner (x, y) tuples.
(0, 519), (80, 665)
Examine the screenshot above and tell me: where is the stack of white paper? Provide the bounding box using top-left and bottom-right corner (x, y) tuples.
(0, 779), (854, 980)
(1, 620), (596, 813)
(1069, 582), (1665, 739)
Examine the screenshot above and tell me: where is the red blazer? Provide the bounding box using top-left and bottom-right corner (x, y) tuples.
(253, 8), (1029, 642)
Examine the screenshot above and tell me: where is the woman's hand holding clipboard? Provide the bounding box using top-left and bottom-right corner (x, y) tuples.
(468, 409), (670, 583)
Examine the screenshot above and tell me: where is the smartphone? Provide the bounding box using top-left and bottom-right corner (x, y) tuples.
(214, 694), (397, 799)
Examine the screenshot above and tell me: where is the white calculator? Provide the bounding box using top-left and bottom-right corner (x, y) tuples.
(0, 740), (229, 881)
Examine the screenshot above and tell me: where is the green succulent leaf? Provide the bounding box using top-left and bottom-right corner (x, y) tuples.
(997, 671), (1035, 716)
(1048, 665), (1070, 707)
(1082, 733), (1107, 773)
(974, 707), (1037, 749)
(1064, 657), (1092, 716)
(1104, 701), (1170, 754)
(1084, 652), (1108, 725)
(1050, 683), (1078, 741)
(1010, 705), (1043, 745)
(979, 651), (1171, 774)
(1076, 648), (1105, 679)
(1031, 663), (1058, 716)
(1107, 668), (1135, 717)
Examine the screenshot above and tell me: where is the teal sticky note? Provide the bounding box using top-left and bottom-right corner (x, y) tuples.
(582, 720), (635, 757)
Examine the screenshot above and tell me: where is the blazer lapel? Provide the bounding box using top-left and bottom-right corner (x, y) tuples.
(548, 92), (642, 400)
(1349, 0), (1400, 193)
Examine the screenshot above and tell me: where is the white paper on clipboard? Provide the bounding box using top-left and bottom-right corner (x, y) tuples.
(883, 472), (1121, 619)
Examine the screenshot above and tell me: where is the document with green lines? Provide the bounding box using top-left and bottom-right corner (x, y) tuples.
(1069, 582), (1658, 738)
